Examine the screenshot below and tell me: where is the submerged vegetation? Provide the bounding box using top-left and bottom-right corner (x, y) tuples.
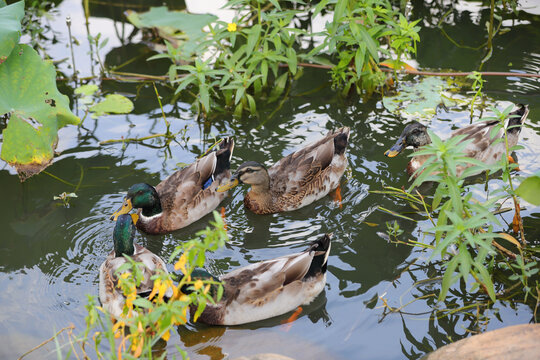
(1, 0), (540, 359)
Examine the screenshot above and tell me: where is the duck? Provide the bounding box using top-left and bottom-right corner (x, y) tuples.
(384, 104), (529, 178)
(217, 128), (350, 214)
(111, 138), (234, 234)
(99, 213), (172, 318)
(181, 233), (332, 326)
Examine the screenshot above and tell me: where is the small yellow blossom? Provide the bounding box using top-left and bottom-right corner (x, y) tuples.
(227, 23), (237, 32)
(194, 279), (204, 291)
(161, 329), (171, 342)
(174, 254), (187, 273)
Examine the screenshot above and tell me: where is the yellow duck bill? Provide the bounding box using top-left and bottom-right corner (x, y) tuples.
(384, 138), (406, 157)
(216, 177), (239, 192)
(111, 198), (133, 221)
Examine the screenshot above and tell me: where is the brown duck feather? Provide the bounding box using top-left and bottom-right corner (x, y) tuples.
(242, 127), (350, 214)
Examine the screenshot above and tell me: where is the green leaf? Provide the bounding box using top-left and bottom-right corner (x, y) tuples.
(245, 24), (262, 55)
(268, 72), (288, 103)
(439, 256), (459, 301)
(382, 77), (458, 119)
(89, 94), (134, 116)
(132, 298), (153, 309)
(516, 175), (540, 205)
(125, 7), (216, 38)
(286, 47), (297, 75)
(246, 94), (256, 114)
(0, 45), (80, 181)
(356, 24), (379, 63)
(74, 84), (99, 97)
(0, 0), (24, 63)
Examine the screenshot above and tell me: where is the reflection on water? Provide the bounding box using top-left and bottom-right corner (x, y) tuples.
(1, 0), (540, 359)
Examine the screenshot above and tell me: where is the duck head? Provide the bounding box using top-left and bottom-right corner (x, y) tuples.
(113, 213), (139, 257)
(111, 183), (162, 220)
(384, 121), (430, 157)
(217, 161), (270, 192)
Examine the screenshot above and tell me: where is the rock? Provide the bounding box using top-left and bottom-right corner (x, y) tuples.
(423, 324), (540, 360)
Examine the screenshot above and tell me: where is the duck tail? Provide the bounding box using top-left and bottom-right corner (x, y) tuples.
(214, 137), (235, 176)
(507, 104), (529, 134)
(304, 233), (332, 279)
(334, 127), (350, 155)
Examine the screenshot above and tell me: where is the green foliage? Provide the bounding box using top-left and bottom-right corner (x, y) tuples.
(324, 0), (420, 95)
(128, 0), (421, 116)
(0, 0), (24, 63)
(60, 212), (228, 359)
(515, 172), (540, 205)
(387, 104), (537, 304)
(0, 44), (80, 180)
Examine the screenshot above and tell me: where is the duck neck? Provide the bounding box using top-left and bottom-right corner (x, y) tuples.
(113, 222), (135, 257)
(141, 201), (162, 217)
(249, 178), (272, 205)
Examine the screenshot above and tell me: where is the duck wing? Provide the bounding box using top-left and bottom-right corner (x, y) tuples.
(221, 250), (316, 305)
(155, 151), (218, 213)
(269, 128), (349, 196)
(156, 138), (234, 213)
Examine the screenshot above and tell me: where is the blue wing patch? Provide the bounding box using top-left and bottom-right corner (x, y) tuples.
(202, 175), (214, 190)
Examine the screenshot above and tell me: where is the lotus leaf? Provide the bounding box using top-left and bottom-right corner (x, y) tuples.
(382, 77), (460, 119)
(0, 0), (24, 63)
(0, 44), (80, 180)
(89, 94), (134, 117)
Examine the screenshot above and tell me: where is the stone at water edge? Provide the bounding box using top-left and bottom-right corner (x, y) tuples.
(422, 324), (540, 360)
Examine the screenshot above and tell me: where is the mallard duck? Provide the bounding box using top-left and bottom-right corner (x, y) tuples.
(99, 214), (172, 318)
(217, 128), (350, 214)
(112, 138), (234, 234)
(182, 233), (332, 325)
(384, 104), (529, 178)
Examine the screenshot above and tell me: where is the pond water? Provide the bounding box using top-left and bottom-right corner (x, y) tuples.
(1, 1), (540, 359)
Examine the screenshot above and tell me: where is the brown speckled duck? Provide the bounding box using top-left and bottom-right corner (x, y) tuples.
(218, 128), (350, 214)
(183, 233), (332, 325)
(384, 104), (529, 178)
(112, 138), (234, 234)
(99, 214), (172, 318)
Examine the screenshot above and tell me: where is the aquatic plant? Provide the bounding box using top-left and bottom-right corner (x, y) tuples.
(127, 0), (421, 116)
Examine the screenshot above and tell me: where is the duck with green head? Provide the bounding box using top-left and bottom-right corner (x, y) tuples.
(98, 213), (172, 318)
(384, 104), (529, 178)
(217, 128), (350, 214)
(177, 234), (332, 326)
(112, 138), (234, 234)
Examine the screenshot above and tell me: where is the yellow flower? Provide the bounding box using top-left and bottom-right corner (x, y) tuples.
(194, 279), (204, 291)
(161, 329), (171, 342)
(174, 254), (187, 273)
(227, 23), (237, 32)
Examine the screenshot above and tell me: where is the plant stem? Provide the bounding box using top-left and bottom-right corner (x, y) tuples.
(66, 17), (77, 83)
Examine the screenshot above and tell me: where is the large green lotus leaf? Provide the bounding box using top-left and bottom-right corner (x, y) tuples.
(0, 44), (80, 181)
(382, 77), (464, 120)
(0, 0), (24, 63)
(126, 6), (216, 40)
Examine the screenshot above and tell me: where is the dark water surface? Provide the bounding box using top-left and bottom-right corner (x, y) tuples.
(1, 1), (540, 359)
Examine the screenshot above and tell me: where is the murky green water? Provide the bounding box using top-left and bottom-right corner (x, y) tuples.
(1, 1), (539, 359)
